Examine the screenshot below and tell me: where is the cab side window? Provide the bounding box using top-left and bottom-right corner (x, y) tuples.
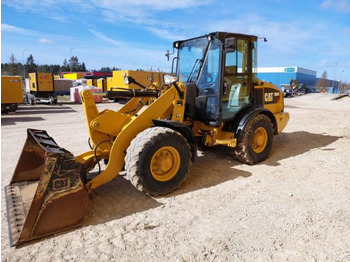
(222, 38), (250, 120)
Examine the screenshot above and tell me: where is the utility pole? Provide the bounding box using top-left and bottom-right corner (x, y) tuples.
(22, 49), (28, 81)
(332, 62), (337, 93)
(339, 70), (344, 94)
(70, 48), (75, 72)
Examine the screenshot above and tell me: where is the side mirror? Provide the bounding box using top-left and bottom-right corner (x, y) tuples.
(163, 74), (178, 85)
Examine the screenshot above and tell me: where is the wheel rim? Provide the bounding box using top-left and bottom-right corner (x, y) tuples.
(252, 127), (268, 153)
(150, 146), (180, 182)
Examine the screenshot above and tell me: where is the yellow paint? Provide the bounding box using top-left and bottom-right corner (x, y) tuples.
(254, 80), (290, 134)
(86, 79), (97, 86)
(274, 112), (290, 134)
(252, 127), (268, 153)
(192, 121), (237, 148)
(63, 73), (84, 80)
(1, 76), (23, 104)
(78, 85), (183, 192)
(150, 146), (180, 182)
(75, 150), (99, 169)
(29, 73), (54, 92)
(170, 83), (186, 122)
(107, 70), (166, 91)
(106, 77), (118, 91)
(254, 80), (283, 113)
(96, 78), (106, 91)
(78, 90), (112, 159)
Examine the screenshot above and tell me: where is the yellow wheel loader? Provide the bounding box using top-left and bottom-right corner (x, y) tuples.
(5, 32), (289, 246)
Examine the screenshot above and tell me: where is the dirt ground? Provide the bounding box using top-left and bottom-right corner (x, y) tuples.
(1, 94), (350, 261)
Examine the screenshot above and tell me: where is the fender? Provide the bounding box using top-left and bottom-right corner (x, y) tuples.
(233, 107), (277, 141)
(152, 119), (197, 162)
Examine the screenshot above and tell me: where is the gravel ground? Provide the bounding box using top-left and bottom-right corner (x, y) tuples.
(1, 93), (350, 261)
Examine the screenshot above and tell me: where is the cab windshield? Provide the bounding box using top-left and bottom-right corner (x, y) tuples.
(176, 36), (209, 83)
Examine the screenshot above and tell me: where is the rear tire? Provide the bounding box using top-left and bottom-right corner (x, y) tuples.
(234, 114), (274, 165)
(125, 127), (191, 196)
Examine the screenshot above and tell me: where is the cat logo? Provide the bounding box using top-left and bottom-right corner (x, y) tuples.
(265, 92), (274, 102)
(265, 92), (280, 103)
(53, 178), (70, 191)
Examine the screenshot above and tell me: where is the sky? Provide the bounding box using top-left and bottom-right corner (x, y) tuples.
(1, 0), (350, 82)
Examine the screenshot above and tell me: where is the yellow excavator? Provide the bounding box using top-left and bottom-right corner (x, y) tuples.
(5, 32), (289, 246)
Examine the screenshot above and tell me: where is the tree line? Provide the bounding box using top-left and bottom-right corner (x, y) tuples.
(316, 70), (349, 94)
(3, 54), (348, 94)
(1, 53), (120, 77)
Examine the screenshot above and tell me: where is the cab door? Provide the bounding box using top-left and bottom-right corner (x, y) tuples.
(222, 37), (252, 120)
(194, 37), (222, 126)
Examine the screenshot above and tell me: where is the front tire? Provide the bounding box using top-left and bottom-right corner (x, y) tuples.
(125, 127), (191, 196)
(234, 114), (274, 165)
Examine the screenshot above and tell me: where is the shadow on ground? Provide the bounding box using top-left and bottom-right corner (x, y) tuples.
(83, 131), (342, 226)
(1, 106), (76, 126)
(84, 145), (253, 225)
(16, 105), (71, 110)
(85, 146), (252, 226)
(266, 131), (341, 166)
(85, 176), (162, 226)
(14, 106), (76, 115)
(1, 117), (45, 126)
(175, 146), (251, 196)
(167, 131), (341, 196)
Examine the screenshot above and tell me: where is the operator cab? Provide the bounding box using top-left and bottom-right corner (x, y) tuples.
(173, 32), (258, 126)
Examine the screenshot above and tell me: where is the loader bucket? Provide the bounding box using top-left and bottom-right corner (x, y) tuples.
(5, 129), (89, 246)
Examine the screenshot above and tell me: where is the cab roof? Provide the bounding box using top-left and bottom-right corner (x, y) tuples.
(173, 32), (258, 48)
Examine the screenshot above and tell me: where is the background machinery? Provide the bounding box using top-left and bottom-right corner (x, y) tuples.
(5, 32), (289, 246)
(282, 79), (313, 97)
(1, 76), (23, 113)
(27, 72), (57, 104)
(96, 78), (107, 91)
(106, 70), (166, 102)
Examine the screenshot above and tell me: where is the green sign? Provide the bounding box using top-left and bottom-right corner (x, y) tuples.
(284, 67), (296, 72)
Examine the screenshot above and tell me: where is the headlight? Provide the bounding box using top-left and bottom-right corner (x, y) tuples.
(163, 74), (178, 85)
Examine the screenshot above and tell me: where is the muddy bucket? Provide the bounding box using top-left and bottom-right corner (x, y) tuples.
(5, 129), (89, 246)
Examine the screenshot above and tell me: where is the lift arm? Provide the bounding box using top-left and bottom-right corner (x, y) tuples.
(76, 84), (186, 192)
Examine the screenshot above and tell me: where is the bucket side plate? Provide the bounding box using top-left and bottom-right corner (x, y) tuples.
(5, 129), (89, 246)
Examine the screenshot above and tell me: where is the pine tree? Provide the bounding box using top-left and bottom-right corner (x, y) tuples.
(69, 56), (80, 72)
(80, 62), (87, 72)
(62, 59), (69, 72)
(316, 71), (329, 92)
(25, 54), (37, 76)
(8, 54), (21, 75)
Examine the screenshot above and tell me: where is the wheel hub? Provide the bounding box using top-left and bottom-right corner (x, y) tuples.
(252, 127), (268, 153)
(150, 146), (180, 181)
